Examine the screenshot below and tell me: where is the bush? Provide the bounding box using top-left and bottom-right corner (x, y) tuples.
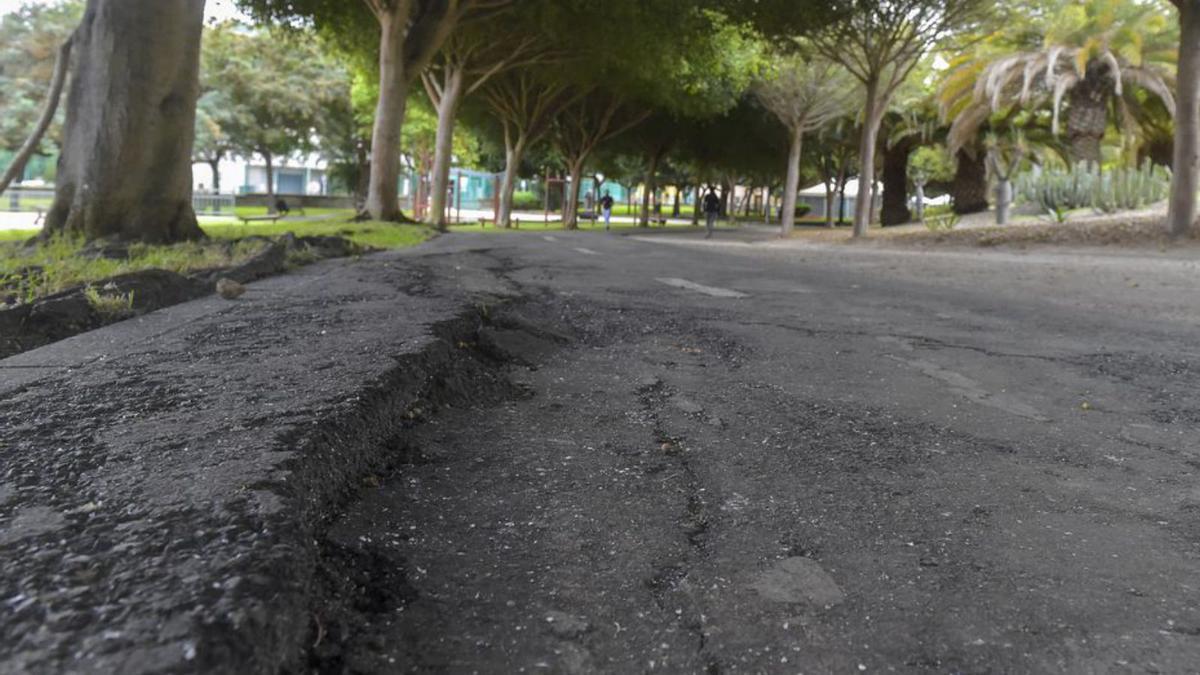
(795, 203), (812, 218)
(925, 212), (960, 232)
(511, 191), (541, 211)
(1016, 161), (1170, 218)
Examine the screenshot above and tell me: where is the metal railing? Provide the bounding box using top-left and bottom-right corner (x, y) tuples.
(1, 188), (236, 217)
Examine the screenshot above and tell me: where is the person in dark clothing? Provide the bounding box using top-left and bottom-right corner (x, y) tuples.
(274, 198), (290, 216)
(702, 189), (721, 239)
(600, 192), (614, 230)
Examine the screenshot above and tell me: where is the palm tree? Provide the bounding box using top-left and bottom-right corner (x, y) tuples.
(940, 0), (1178, 165)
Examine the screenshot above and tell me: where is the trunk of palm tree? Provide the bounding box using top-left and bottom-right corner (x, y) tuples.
(995, 179), (1013, 225)
(44, 0), (205, 243)
(1066, 63), (1110, 167)
(881, 137), (915, 226)
(1168, 0), (1200, 238)
(951, 147), (988, 215)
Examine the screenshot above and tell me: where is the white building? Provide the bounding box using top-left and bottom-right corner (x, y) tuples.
(192, 153), (331, 196)
(797, 179), (882, 221)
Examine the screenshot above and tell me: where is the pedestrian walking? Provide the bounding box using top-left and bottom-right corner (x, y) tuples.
(702, 189), (721, 239)
(600, 191), (614, 230)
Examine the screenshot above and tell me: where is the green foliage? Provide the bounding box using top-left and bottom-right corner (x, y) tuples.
(909, 146), (955, 185)
(1016, 164), (1095, 214)
(1089, 162), (1172, 214)
(83, 284), (135, 321)
(511, 191), (542, 211)
(795, 204), (813, 218)
(200, 23), (349, 167)
(924, 212), (961, 231)
(0, 0), (82, 155)
(1016, 161), (1169, 218)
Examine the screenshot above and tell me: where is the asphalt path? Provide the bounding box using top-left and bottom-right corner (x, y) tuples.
(322, 228), (1200, 674)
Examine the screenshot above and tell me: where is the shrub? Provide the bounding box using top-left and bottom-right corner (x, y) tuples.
(925, 212), (960, 232)
(1016, 161), (1170, 218)
(511, 191), (541, 211)
(84, 284), (135, 321)
(795, 203), (812, 219)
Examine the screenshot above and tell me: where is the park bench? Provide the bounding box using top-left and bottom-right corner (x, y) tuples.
(239, 214), (283, 225)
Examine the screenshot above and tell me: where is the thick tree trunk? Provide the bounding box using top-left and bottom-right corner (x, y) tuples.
(881, 137), (915, 226)
(780, 129), (803, 236)
(1066, 64), (1110, 167)
(639, 150), (661, 227)
(496, 132), (527, 228)
(364, 13), (409, 222)
(672, 187), (681, 217)
(950, 148), (989, 215)
(44, 0), (204, 243)
(563, 159), (585, 230)
(429, 68), (464, 230)
(1168, 0), (1200, 238)
(852, 83), (884, 237)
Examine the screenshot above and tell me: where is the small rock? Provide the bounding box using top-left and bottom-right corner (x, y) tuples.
(216, 278), (246, 300)
(669, 395), (704, 415)
(750, 557), (845, 607)
(545, 611), (591, 639)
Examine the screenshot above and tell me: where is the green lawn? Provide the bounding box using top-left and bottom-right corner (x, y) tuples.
(231, 205), (357, 219)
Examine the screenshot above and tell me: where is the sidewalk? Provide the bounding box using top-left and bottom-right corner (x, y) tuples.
(0, 245), (513, 672)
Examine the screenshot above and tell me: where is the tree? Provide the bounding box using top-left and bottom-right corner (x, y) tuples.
(201, 24), (346, 208)
(479, 69), (576, 227)
(940, 0), (1178, 166)
(811, 0), (985, 237)
(754, 53), (857, 235)
(0, 1), (82, 191)
(552, 91), (650, 229)
(44, 0), (206, 243)
(421, 9), (549, 229)
(985, 131), (1027, 224)
(908, 145), (954, 222)
(1168, 0), (1198, 238)
(239, 0), (506, 221)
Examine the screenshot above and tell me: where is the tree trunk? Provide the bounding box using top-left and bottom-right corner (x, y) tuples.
(852, 83), (884, 237)
(719, 180), (732, 218)
(914, 182), (926, 222)
(264, 151), (276, 210)
(639, 150), (661, 227)
(429, 68), (464, 230)
(824, 180), (835, 227)
(44, 0), (204, 243)
(1168, 0), (1200, 238)
(364, 12), (409, 222)
(881, 137), (915, 226)
(763, 185), (772, 224)
(995, 179), (1013, 225)
(672, 187), (681, 217)
(563, 159), (584, 230)
(780, 129), (803, 236)
(950, 147), (988, 214)
(208, 158), (221, 193)
(496, 131), (527, 228)
(0, 34), (73, 196)
(692, 184), (701, 225)
(1066, 63), (1110, 167)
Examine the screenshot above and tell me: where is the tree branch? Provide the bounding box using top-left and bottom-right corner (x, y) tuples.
(0, 32), (74, 195)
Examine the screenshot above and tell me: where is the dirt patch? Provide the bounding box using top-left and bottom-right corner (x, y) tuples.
(873, 211), (1197, 249)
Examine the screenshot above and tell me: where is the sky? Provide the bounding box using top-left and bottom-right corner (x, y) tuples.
(0, 0), (249, 22)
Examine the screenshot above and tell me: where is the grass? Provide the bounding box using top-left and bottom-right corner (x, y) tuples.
(1, 217), (436, 306)
(231, 205), (357, 219)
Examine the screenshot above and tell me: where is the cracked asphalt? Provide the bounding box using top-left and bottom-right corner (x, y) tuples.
(317, 229), (1200, 674)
